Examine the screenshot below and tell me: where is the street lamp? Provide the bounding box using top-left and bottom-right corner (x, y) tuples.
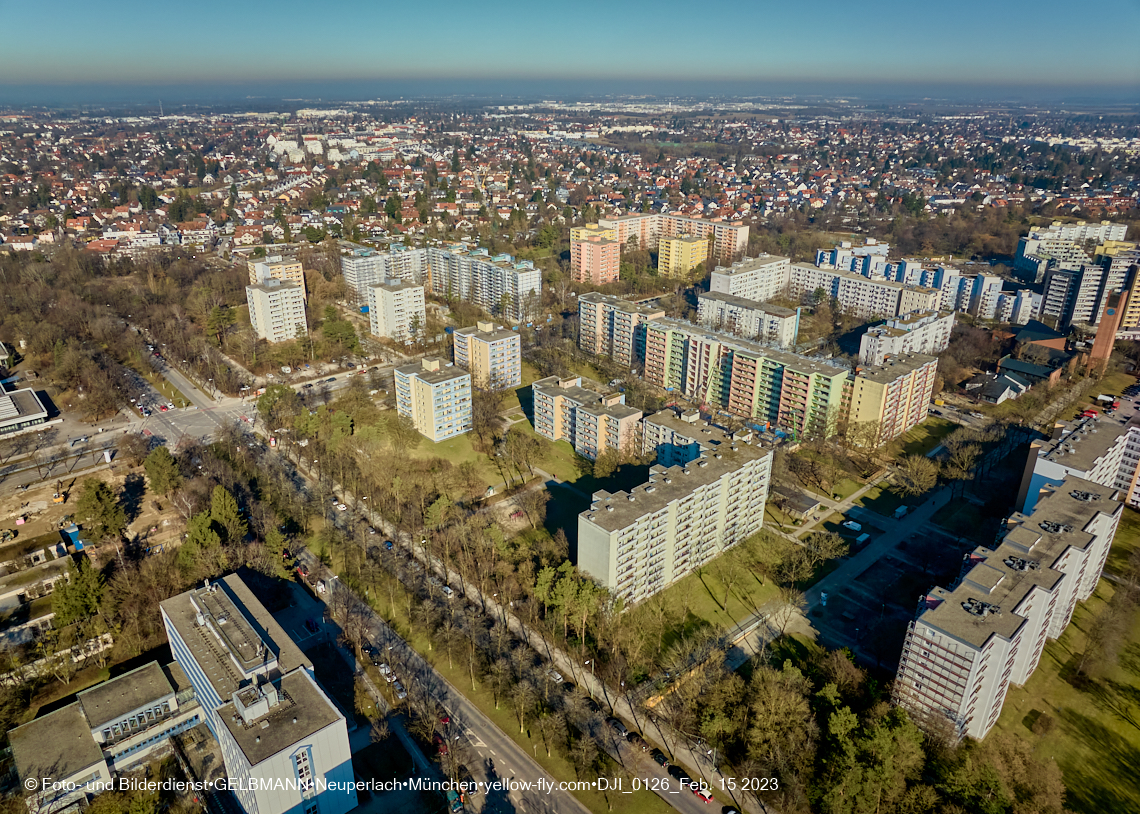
(584, 660), (594, 678)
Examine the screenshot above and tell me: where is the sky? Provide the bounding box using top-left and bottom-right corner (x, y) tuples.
(1, 0), (1137, 102)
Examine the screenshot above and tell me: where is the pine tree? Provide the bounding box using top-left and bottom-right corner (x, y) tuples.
(52, 556), (104, 626)
(76, 479), (127, 541)
(210, 485), (247, 543)
(143, 447), (182, 496)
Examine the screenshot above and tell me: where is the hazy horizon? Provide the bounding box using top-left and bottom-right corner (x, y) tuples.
(1, 0), (1136, 109)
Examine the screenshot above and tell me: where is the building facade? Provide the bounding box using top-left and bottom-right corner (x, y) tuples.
(845, 354), (938, 445)
(161, 576), (357, 814)
(598, 213), (748, 264)
(532, 375), (641, 460)
(427, 246), (541, 323)
(577, 440), (772, 604)
(697, 291), (800, 348)
(577, 293), (665, 368)
(570, 235), (620, 285)
(366, 279), (425, 341)
(246, 279), (308, 343)
(394, 357), (472, 442)
(453, 321), (522, 389)
(709, 255), (792, 303)
(858, 310), (955, 365)
(658, 234), (709, 278)
(248, 254), (306, 299)
(341, 246), (429, 299)
(894, 478), (1121, 740)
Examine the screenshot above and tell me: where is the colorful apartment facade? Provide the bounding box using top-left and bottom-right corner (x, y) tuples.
(577, 293), (665, 368)
(845, 354), (939, 445)
(453, 321), (522, 389)
(532, 375), (641, 460)
(597, 213), (749, 264)
(658, 234), (709, 278)
(570, 234), (620, 285)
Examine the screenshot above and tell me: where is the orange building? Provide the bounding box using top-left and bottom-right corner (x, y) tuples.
(570, 235), (620, 285)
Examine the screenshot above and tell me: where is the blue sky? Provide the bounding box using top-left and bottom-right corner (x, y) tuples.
(2, 0), (1137, 92)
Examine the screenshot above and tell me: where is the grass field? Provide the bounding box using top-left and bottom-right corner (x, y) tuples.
(895, 417), (959, 458)
(625, 547), (781, 653)
(360, 574), (678, 814)
(994, 580), (1140, 814)
(854, 482), (915, 517)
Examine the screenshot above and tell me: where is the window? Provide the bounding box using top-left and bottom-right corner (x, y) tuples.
(294, 749), (314, 790)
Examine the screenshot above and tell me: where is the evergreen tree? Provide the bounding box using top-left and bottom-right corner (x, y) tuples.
(51, 556), (104, 626)
(76, 479), (127, 541)
(143, 446), (182, 496)
(210, 485), (247, 543)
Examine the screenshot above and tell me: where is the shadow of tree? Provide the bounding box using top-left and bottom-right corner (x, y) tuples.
(1055, 707), (1140, 813)
(120, 472), (146, 522)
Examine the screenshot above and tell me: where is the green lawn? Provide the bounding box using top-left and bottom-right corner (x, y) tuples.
(359, 574), (677, 814)
(832, 478), (863, 501)
(626, 544), (781, 655)
(1107, 506), (1140, 577)
(765, 503), (802, 532)
(406, 433), (498, 492)
(895, 417), (958, 458)
(994, 581), (1140, 814)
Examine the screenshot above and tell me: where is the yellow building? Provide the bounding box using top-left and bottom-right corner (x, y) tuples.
(248, 254), (307, 299)
(845, 354), (938, 446)
(570, 224), (618, 243)
(658, 234), (709, 278)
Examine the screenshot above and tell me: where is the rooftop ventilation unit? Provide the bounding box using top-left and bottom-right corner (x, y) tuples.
(1003, 556), (1040, 572)
(1039, 520), (1073, 534)
(1069, 490), (1101, 502)
(961, 597), (1002, 617)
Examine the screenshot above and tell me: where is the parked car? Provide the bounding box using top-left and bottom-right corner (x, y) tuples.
(627, 732), (649, 751)
(547, 668), (564, 683)
(385, 540), (395, 550)
(694, 785), (714, 803)
(651, 749), (669, 768)
(841, 520), (862, 532)
(336, 503), (348, 511)
(606, 717), (629, 738)
(392, 680), (407, 700)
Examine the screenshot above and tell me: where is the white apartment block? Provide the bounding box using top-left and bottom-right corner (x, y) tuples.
(709, 255), (792, 302)
(161, 576), (357, 814)
(858, 310), (956, 365)
(394, 357), (472, 442)
(532, 376), (642, 460)
(696, 291), (800, 348)
(894, 477), (1121, 741)
(341, 246), (428, 299)
(453, 321), (522, 389)
(1015, 221), (1128, 282)
(427, 246), (541, 323)
(577, 293), (665, 368)
(1015, 413), (1132, 513)
(577, 440), (773, 605)
(246, 279), (308, 343)
(996, 290), (1041, 325)
(598, 212), (749, 263)
(367, 279), (425, 341)
(968, 274), (1005, 320)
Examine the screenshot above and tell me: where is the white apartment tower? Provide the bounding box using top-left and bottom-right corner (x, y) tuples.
(367, 279), (426, 341)
(246, 279), (308, 343)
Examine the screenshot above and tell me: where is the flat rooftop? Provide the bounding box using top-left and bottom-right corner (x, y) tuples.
(712, 254), (790, 275)
(9, 703), (105, 782)
(643, 409), (740, 448)
(160, 574), (310, 699)
(578, 291), (666, 317)
(1036, 412), (1133, 471)
(697, 290), (796, 317)
(853, 353), (938, 384)
(218, 669), (341, 766)
(0, 388), (48, 423)
(78, 661), (173, 730)
(454, 324), (519, 343)
(581, 441), (771, 532)
(396, 358), (470, 386)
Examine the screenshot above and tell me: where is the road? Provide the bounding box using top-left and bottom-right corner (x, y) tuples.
(295, 550), (594, 814)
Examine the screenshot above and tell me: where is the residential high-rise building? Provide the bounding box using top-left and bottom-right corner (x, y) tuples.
(598, 213), (749, 264)
(709, 255), (792, 302)
(996, 290), (1041, 325)
(858, 311), (955, 365)
(968, 274), (1004, 320)
(367, 279), (425, 341)
(642, 319), (849, 438)
(570, 234), (620, 285)
(697, 291), (800, 348)
(341, 246), (428, 300)
(658, 234), (709, 278)
(248, 254), (306, 299)
(577, 438), (772, 604)
(246, 279), (308, 343)
(394, 357), (472, 442)
(532, 375), (641, 460)
(1014, 220), (1128, 283)
(427, 246), (541, 323)
(570, 224), (618, 242)
(845, 354), (938, 445)
(577, 293), (665, 368)
(641, 408), (741, 468)
(894, 477), (1121, 740)
(453, 321), (522, 389)
(161, 575), (358, 814)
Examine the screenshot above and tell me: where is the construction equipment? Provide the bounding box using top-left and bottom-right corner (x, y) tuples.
(51, 481), (65, 504)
